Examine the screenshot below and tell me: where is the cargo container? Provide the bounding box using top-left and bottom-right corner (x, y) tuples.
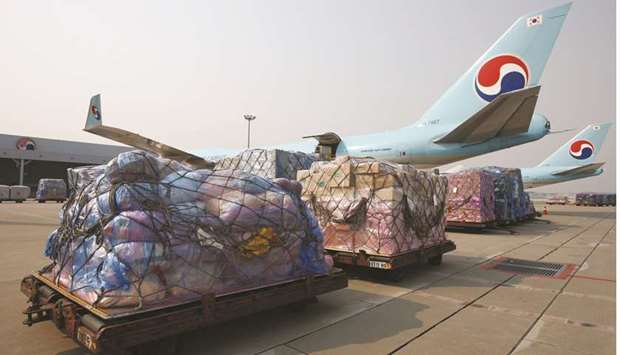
(22, 150), (348, 353)
(298, 156), (455, 278)
(36, 178), (67, 203)
(0, 185), (9, 202)
(9, 185), (30, 203)
(446, 169), (496, 228)
(576, 192), (616, 206)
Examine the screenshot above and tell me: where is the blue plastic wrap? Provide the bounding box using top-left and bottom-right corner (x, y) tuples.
(44, 150), (330, 309)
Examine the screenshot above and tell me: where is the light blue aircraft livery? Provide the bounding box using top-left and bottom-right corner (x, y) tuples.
(84, 3), (571, 169)
(521, 123), (613, 189)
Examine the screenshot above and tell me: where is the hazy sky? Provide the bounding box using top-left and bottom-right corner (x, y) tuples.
(0, 0), (615, 193)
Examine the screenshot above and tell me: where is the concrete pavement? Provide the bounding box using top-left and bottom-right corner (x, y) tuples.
(0, 202), (614, 354)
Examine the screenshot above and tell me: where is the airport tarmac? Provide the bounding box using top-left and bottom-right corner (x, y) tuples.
(0, 202), (615, 355)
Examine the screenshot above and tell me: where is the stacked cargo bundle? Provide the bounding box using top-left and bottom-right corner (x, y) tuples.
(43, 150), (331, 309)
(298, 156), (452, 266)
(214, 149), (316, 180)
(605, 194), (616, 206)
(516, 190), (527, 220)
(482, 167), (525, 224)
(0, 185), (8, 202)
(9, 185), (30, 202)
(576, 192), (616, 206)
(522, 192), (536, 219)
(445, 169), (495, 226)
(36, 178), (68, 202)
(67, 165), (106, 195)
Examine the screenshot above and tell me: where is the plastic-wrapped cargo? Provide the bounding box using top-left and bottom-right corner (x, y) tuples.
(36, 179), (67, 201)
(605, 193), (616, 206)
(446, 169), (495, 224)
(9, 185), (30, 201)
(0, 185), (8, 201)
(214, 149), (316, 180)
(516, 190), (535, 220)
(43, 150), (330, 309)
(524, 193), (536, 218)
(298, 156), (448, 256)
(482, 167), (524, 224)
(67, 165), (107, 195)
(576, 192), (597, 206)
(576, 192), (616, 206)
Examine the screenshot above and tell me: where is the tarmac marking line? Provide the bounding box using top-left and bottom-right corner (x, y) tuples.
(390, 215), (609, 355)
(571, 274), (615, 283)
(390, 214), (607, 354)
(507, 215), (615, 354)
(540, 315), (615, 334)
(266, 215), (606, 355)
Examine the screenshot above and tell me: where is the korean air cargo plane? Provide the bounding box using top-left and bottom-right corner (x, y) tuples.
(84, 4), (571, 169)
(521, 123), (613, 189)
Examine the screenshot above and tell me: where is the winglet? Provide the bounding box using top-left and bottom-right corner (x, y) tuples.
(85, 94), (103, 130)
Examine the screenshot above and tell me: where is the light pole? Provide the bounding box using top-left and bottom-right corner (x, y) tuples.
(243, 114), (256, 149)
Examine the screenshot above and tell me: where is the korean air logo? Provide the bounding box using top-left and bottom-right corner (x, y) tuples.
(569, 139), (594, 160)
(90, 105), (101, 120)
(475, 54), (529, 102)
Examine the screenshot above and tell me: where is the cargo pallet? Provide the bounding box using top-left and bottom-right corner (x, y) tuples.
(325, 240), (456, 275)
(0, 199), (26, 203)
(21, 270), (348, 354)
(446, 221), (495, 230)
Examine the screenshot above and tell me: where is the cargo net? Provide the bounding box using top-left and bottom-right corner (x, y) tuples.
(36, 178), (67, 201)
(446, 169), (495, 224)
(298, 156), (447, 257)
(43, 150), (330, 309)
(482, 166), (524, 224)
(214, 149), (316, 180)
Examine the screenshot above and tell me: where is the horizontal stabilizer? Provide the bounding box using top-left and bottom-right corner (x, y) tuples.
(551, 162), (605, 176)
(435, 86), (540, 144)
(302, 132), (342, 146)
(84, 95), (213, 168)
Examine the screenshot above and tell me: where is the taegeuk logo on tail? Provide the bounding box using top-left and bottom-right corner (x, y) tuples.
(475, 54), (529, 102)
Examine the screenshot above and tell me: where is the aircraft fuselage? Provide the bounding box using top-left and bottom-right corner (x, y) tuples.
(521, 166), (604, 189)
(269, 113), (550, 169)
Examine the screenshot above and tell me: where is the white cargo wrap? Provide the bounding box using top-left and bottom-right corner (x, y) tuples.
(0, 185), (9, 201)
(10, 185), (30, 201)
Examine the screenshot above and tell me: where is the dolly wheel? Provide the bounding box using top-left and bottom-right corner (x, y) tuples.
(428, 255), (443, 266)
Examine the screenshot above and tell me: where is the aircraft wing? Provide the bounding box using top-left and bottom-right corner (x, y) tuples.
(84, 95), (214, 168)
(551, 162), (605, 176)
(434, 86), (540, 144)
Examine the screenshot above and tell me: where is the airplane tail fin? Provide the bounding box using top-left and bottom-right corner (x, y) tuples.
(414, 3), (571, 128)
(538, 123), (613, 167)
(83, 94), (213, 168)
(85, 94), (103, 130)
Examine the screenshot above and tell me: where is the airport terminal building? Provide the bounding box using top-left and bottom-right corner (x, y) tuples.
(0, 133), (129, 194)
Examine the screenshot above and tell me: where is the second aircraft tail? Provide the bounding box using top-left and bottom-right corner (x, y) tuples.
(538, 123), (613, 167)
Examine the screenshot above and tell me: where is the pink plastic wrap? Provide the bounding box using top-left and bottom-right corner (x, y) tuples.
(299, 157), (448, 257)
(446, 170), (495, 224)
